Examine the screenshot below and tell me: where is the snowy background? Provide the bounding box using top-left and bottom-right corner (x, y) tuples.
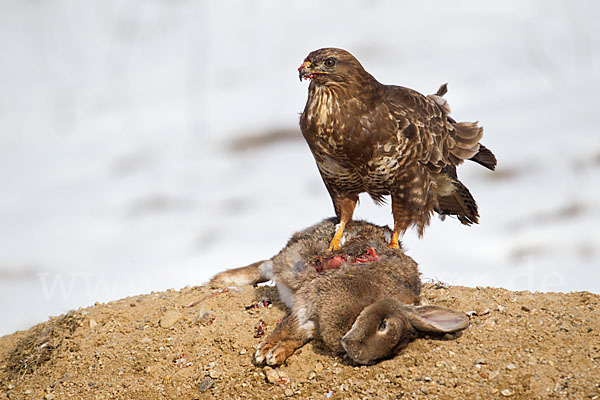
(1, 0), (599, 336)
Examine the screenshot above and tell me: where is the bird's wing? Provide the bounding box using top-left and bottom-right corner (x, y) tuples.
(382, 85), (483, 171)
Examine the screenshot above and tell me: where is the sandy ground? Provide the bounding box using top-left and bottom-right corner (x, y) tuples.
(1, 282), (598, 400)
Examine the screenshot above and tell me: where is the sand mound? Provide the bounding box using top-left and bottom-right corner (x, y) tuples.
(1, 283), (598, 399)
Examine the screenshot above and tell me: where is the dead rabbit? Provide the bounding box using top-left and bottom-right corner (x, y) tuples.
(210, 218), (469, 365)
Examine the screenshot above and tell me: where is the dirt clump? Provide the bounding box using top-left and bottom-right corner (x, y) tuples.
(1, 284), (599, 399)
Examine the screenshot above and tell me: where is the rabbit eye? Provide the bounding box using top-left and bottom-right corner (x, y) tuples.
(324, 58), (336, 68)
(378, 319), (387, 332)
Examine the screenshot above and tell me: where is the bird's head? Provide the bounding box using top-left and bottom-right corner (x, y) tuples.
(298, 48), (368, 86)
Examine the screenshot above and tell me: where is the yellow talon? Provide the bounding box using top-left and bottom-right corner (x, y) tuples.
(327, 221), (346, 251)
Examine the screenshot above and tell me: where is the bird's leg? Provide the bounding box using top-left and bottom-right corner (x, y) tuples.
(388, 230), (401, 249)
(388, 195), (409, 249)
(328, 221), (347, 252)
(328, 195), (358, 251)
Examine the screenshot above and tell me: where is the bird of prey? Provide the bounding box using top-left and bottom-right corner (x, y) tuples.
(298, 48), (496, 251)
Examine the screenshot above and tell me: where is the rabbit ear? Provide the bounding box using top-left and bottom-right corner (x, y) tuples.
(403, 305), (469, 334)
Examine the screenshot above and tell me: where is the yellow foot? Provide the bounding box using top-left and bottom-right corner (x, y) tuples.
(386, 231), (400, 249)
(328, 238), (341, 251)
(386, 241), (400, 249)
(327, 221), (346, 251)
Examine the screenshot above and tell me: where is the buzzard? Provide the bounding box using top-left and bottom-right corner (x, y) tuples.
(298, 48), (496, 250)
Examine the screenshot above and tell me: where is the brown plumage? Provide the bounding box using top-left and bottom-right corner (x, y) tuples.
(298, 48), (496, 250)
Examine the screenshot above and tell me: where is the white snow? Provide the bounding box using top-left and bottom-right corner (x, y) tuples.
(0, 0), (598, 336)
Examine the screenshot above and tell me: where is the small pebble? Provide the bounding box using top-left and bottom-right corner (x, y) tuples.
(89, 319), (98, 329)
(160, 311), (183, 328)
(501, 388), (513, 397)
(314, 362), (324, 373)
(506, 363), (517, 370)
(264, 367), (279, 384)
(284, 388), (294, 397)
(44, 394), (55, 400)
(209, 370), (219, 378)
(197, 377), (214, 392)
(239, 348), (247, 355)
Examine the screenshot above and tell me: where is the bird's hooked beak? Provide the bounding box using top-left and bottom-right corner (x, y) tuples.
(298, 59), (328, 82)
(298, 60), (311, 82)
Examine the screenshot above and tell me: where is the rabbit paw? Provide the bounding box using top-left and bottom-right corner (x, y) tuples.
(255, 338), (299, 365)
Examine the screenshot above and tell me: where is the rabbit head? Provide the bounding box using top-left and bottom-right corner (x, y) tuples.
(340, 299), (469, 364)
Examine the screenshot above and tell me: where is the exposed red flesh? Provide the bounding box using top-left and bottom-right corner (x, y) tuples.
(312, 247), (380, 273)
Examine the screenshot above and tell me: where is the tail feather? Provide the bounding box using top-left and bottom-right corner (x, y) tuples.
(435, 83), (448, 97)
(469, 144), (497, 171)
(454, 121), (484, 141)
(450, 121), (484, 161)
(434, 171), (479, 225)
(430, 82), (497, 174)
(429, 83), (497, 172)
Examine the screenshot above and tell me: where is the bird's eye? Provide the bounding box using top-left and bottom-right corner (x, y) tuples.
(378, 319), (387, 332)
(324, 58), (336, 68)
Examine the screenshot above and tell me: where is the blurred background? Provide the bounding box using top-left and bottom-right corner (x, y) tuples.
(1, 0), (599, 336)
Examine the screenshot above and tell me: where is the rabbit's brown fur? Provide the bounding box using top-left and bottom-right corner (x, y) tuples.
(210, 218), (469, 365)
